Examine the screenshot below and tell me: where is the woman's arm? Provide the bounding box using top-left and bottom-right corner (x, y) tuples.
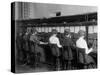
(56, 38), (62, 48)
(83, 40), (93, 54)
(76, 39), (93, 54)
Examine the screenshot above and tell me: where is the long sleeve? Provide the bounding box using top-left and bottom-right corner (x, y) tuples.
(56, 38), (62, 48)
(49, 36), (62, 48)
(30, 35), (40, 44)
(76, 37), (93, 54)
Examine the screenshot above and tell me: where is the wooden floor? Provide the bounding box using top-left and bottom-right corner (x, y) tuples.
(15, 62), (97, 73)
(15, 63), (55, 73)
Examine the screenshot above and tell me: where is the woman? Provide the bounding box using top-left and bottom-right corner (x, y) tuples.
(30, 28), (46, 63)
(49, 29), (62, 70)
(76, 30), (95, 64)
(62, 29), (75, 69)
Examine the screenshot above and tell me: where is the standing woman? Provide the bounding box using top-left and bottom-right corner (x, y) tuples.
(16, 32), (24, 65)
(30, 28), (46, 63)
(76, 30), (95, 67)
(23, 27), (32, 65)
(62, 29), (75, 70)
(49, 29), (62, 70)
(49, 29), (62, 57)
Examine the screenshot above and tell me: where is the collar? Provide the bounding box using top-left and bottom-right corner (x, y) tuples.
(32, 33), (36, 35)
(79, 36), (84, 39)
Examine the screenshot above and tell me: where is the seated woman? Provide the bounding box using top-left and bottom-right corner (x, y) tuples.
(76, 30), (95, 65)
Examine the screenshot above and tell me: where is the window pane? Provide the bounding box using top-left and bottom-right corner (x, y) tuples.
(75, 26), (80, 33)
(89, 26), (94, 33)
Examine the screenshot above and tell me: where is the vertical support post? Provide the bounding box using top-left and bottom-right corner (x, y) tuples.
(85, 14), (89, 45)
(86, 26), (88, 46)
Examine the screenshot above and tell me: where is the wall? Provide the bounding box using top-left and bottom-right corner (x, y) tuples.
(14, 2), (97, 20)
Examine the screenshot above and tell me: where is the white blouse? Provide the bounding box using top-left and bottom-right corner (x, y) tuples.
(49, 35), (62, 48)
(76, 36), (93, 54)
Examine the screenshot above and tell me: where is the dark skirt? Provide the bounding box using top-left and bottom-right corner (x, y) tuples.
(63, 46), (73, 60)
(50, 44), (61, 57)
(79, 53), (95, 64)
(34, 45), (45, 62)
